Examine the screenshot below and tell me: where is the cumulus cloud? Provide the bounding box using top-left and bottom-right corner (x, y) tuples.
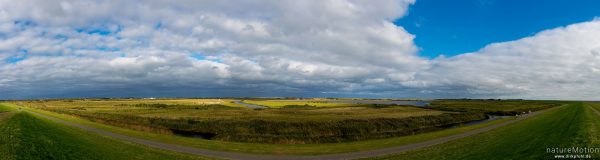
(0, 0), (599, 100)
(0, 0), (425, 98)
(410, 20), (600, 99)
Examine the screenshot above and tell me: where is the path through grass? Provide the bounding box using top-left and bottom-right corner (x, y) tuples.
(0, 108), (212, 160)
(371, 102), (600, 159)
(2, 102), (512, 155)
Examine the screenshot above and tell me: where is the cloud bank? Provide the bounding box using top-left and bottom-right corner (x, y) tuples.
(0, 0), (599, 100)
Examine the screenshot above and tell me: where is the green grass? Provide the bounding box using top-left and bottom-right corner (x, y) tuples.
(18, 100), (445, 122)
(16, 100), (467, 144)
(586, 103), (600, 147)
(2, 103), (512, 155)
(371, 102), (600, 160)
(429, 99), (561, 113)
(0, 104), (14, 112)
(241, 100), (356, 108)
(0, 109), (212, 160)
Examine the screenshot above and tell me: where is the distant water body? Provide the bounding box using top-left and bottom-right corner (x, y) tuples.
(233, 100), (267, 109)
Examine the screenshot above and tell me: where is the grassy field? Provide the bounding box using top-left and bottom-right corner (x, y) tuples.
(0, 105), (211, 160)
(15, 99), (444, 121)
(15, 99), (484, 144)
(241, 99), (357, 108)
(428, 99), (562, 115)
(371, 102), (600, 159)
(1, 99), (573, 156)
(587, 103), (600, 149)
(2, 102), (514, 155)
(0, 104), (16, 123)
(18, 98), (247, 108)
(0, 104), (13, 112)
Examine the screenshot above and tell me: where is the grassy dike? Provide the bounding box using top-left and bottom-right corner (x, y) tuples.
(0, 104), (213, 160)
(370, 102), (600, 160)
(586, 103), (600, 148)
(2, 102), (514, 155)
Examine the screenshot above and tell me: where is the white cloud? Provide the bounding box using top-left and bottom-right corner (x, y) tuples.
(411, 19), (600, 100)
(0, 0), (424, 98)
(0, 0), (599, 100)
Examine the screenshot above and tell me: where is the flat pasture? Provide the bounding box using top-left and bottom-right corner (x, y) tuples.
(428, 99), (562, 115)
(14, 99), (484, 144)
(241, 99), (357, 108)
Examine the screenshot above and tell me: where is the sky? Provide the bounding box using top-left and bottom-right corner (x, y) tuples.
(1, 0), (600, 100)
(395, 0), (600, 58)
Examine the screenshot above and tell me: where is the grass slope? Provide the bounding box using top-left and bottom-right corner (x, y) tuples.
(0, 104), (13, 112)
(585, 103), (600, 148)
(371, 102), (600, 160)
(0, 110), (212, 160)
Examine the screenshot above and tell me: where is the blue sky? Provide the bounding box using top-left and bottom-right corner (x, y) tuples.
(395, 0), (600, 58)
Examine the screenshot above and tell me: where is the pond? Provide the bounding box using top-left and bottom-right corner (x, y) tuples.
(446, 115), (512, 129)
(233, 100), (267, 109)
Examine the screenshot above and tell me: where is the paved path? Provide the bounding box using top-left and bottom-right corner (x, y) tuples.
(25, 108), (551, 160)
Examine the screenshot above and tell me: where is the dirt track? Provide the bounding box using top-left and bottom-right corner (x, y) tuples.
(0, 111), (15, 121)
(589, 104), (600, 116)
(25, 108), (550, 160)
